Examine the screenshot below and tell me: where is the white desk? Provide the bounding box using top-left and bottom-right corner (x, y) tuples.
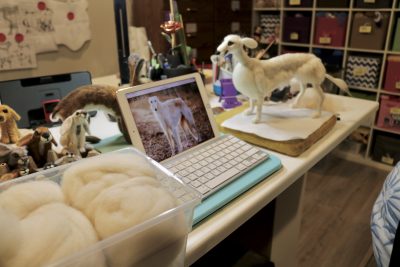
(92, 75), (378, 267)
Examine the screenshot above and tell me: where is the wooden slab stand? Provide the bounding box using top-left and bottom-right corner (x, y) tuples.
(215, 103), (337, 157)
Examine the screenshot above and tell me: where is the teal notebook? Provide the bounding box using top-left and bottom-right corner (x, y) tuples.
(192, 154), (282, 225)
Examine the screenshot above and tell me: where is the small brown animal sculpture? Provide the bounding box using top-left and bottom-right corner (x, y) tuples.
(0, 105), (21, 144)
(50, 84), (130, 142)
(17, 127), (58, 168)
(0, 143), (29, 170)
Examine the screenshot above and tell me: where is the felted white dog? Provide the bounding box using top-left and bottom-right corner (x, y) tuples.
(217, 34), (349, 123)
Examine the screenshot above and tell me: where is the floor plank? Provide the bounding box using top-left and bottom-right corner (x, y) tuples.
(298, 154), (388, 267)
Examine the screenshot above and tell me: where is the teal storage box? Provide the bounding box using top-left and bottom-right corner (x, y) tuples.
(393, 18), (400, 51)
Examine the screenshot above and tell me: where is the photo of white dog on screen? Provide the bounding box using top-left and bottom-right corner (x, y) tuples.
(128, 84), (214, 162)
(148, 96), (198, 155)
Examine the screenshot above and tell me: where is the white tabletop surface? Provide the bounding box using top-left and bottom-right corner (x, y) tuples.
(91, 74), (378, 265)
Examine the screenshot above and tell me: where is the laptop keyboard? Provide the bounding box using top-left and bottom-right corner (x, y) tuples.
(162, 135), (269, 199)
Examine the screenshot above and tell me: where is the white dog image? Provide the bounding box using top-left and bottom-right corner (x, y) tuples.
(148, 96), (199, 154)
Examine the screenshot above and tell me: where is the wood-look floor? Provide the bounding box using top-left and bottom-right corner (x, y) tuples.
(298, 154), (389, 267)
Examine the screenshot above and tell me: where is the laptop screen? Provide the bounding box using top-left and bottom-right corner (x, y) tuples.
(124, 77), (215, 162)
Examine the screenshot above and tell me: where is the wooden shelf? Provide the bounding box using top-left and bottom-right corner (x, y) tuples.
(349, 86), (379, 93)
(252, 0), (400, 166)
(373, 126), (400, 135)
(380, 90), (400, 96)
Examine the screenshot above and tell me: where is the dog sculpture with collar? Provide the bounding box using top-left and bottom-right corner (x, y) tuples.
(17, 127), (58, 168)
(0, 105), (21, 144)
(217, 35), (349, 123)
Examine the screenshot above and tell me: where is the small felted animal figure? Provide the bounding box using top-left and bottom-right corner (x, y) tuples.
(0, 143), (32, 182)
(60, 110), (90, 157)
(0, 143), (29, 170)
(0, 105), (21, 144)
(17, 127), (58, 168)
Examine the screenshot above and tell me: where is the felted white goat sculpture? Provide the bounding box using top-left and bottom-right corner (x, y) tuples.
(217, 35), (349, 123)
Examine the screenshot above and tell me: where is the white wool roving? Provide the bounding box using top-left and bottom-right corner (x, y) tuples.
(0, 180), (64, 219)
(0, 209), (22, 266)
(6, 203), (106, 267)
(91, 176), (179, 238)
(61, 153), (156, 215)
(90, 177), (187, 267)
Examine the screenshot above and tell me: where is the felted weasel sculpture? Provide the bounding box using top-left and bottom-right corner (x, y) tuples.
(50, 84), (130, 142)
(17, 127), (58, 168)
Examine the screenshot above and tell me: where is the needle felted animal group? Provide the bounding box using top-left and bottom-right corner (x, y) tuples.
(0, 104), (99, 182)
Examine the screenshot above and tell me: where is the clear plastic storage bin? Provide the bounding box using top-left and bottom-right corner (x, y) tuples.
(0, 148), (201, 267)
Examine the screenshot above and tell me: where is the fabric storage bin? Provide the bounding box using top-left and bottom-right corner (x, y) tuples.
(345, 55), (381, 89)
(349, 12), (390, 50)
(392, 18), (400, 51)
(372, 133), (400, 165)
(383, 55), (400, 92)
(317, 0), (349, 7)
(0, 148), (201, 267)
(283, 13), (311, 44)
(260, 14), (280, 42)
(376, 95), (400, 132)
(254, 0), (280, 8)
(313, 48), (343, 72)
(355, 0), (392, 8)
(314, 12), (347, 47)
(285, 0), (313, 7)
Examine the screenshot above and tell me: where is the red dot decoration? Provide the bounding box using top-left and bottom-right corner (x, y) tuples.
(67, 12), (75, 21)
(0, 33), (6, 43)
(15, 33), (24, 43)
(37, 1), (46, 11)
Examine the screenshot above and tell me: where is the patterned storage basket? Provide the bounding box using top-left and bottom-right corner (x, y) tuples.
(260, 14), (280, 42)
(345, 55), (381, 89)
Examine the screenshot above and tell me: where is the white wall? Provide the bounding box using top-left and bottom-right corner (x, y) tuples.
(0, 0), (119, 81)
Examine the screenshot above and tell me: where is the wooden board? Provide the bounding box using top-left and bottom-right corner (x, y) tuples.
(215, 103), (337, 157)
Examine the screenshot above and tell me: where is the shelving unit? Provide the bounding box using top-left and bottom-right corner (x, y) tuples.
(252, 0), (400, 170)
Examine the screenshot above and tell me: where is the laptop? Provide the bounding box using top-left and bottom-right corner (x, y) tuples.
(116, 73), (270, 199)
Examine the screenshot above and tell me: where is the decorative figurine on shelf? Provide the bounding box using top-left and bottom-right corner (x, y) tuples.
(217, 34), (350, 123)
(0, 105), (21, 144)
(17, 127), (58, 168)
(60, 110), (90, 157)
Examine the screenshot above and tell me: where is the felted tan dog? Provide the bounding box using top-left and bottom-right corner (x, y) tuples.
(0, 105), (21, 144)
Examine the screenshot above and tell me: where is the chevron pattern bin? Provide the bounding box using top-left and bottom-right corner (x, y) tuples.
(260, 14), (280, 41)
(345, 55), (381, 89)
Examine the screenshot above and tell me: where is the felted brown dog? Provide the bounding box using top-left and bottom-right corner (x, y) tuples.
(0, 105), (21, 144)
(17, 127), (58, 168)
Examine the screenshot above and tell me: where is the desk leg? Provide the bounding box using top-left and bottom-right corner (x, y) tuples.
(270, 174), (307, 267)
